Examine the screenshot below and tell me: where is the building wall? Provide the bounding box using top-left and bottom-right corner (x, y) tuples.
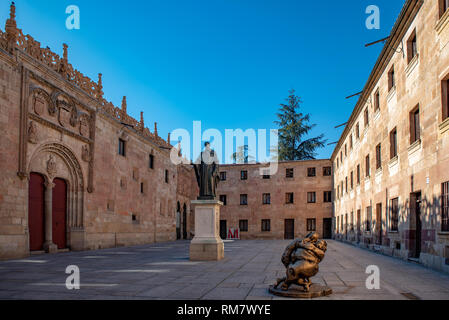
(332, 0), (449, 273)
(217, 160), (333, 240)
(0, 4), (197, 260)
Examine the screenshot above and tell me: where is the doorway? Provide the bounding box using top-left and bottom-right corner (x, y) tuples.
(376, 203), (383, 245)
(52, 178), (67, 249)
(284, 219), (295, 240)
(182, 204), (187, 240)
(323, 218), (332, 239)
(220, 220), (227, 240)
(29, 173), (45, 251)
(410, 192), (422, 259)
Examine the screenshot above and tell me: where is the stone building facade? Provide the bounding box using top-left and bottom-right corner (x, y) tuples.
(217, 160), (333, 240)
(332, 0), (449, 273)
(0, 3), (197, 260)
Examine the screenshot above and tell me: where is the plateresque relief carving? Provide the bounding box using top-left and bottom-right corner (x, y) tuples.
(27, 121), (38, 144)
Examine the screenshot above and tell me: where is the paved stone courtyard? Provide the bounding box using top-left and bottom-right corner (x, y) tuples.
(0, 240), (449, 300)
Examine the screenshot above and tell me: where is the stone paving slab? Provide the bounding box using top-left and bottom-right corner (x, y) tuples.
(0, 240), (449, 300)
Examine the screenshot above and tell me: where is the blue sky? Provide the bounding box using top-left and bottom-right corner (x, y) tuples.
(1, 0), (404, 161)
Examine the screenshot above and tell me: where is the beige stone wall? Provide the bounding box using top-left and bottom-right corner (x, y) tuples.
(332, 0), (449, 273)
(217, 160), (333, 240)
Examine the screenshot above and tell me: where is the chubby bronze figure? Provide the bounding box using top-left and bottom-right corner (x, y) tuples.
(270, 232), (332, 298)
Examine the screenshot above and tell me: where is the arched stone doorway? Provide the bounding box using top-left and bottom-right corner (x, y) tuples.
(27, 142), (85, 253)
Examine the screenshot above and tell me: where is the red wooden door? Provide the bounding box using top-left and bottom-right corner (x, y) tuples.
(52, 178), (67, 249)
(29, 173), (45, 251)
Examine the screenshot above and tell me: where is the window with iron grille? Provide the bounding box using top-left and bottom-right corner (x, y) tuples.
(365, 154), (370, 177)
(388, 66), (395, 91)
(240, 194), (248, 206)
(262, 219), (271, 232)
(220, 195), (227, 206)
(374, 89), (380, 112)
(220, 172), (227, 181)
(442, 182), (449, 232)
(263, 193), (271, 205)
(307, 168), (316, 177)
(307, 192), (316, 203)
(307, 219), (316, 232)
(357, 210), (361, 233)
(357, 164), (361, 185)
(286, 168), (294, 178)
(350, 171), (354, 190)
(241, 171), (248, 180)
(390, 198), (399, 232)
(323, 166), (332, 176)
(356, 123), (360, 139)
(239, 220), (248, 232)
(364, 108), (369, 127)
(285, 193), (294, 204)
(324, 191), (332, 203)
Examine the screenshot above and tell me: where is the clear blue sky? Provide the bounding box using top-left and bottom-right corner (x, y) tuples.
(2, 0), (404, 161)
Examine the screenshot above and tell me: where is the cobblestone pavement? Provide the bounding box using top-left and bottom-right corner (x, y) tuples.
(0, 240), (449, 300)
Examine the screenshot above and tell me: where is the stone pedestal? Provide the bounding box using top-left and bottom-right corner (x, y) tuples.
(190, 200), (224, 261)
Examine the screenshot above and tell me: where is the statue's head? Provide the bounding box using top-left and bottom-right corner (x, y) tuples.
(305, 232), (319, 243)
(204, 142), (211, 149)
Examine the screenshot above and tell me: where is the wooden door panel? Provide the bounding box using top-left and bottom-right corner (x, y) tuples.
(29, 173), (45, 251)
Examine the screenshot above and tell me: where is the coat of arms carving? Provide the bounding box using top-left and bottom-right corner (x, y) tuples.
(33, 94), (46, 116)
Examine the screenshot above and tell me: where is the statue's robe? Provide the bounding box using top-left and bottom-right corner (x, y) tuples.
(194, 149), (219, 200)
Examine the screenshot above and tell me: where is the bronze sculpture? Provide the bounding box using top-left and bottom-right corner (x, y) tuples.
(193, 142), (220, 200)
(269, 232), (332, 298)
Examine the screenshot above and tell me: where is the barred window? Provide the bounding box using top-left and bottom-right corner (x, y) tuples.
(324, 191), (332, 203)
(390, 198), (399, 232)
(366, 206), (372, 232)
(241, 171), (248, 180)
(323, 166), (332, 176)
(219, 195), (227, 206)
(443, 182), (449, 232)
(307, 219), (316, 232)
(118, 138), (126, 156)
(220, 172), (227, 181)
(286, 168), (294, 178)
(307, 168), (316, 177)
(239, 220), (248, 232)
(240, 194), (248, 206)
(263, 193), (271, 205)
(262, 219), (271, 232)
(307, 192), (316, 203)
(285, 193), (294, 204)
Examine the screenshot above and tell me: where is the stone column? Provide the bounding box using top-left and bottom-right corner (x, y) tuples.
(43, 181), (58, 253)
(190, 200), (224, 261)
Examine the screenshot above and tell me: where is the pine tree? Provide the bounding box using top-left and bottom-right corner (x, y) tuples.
(274, 89), (326, 161)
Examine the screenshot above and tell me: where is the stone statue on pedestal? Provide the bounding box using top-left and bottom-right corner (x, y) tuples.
(193, 142), (220, 200)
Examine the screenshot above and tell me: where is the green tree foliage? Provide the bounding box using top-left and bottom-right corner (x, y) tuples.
(275, 90), (326, 161)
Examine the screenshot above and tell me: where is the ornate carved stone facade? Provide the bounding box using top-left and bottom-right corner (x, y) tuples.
(0, 3), (197, 259)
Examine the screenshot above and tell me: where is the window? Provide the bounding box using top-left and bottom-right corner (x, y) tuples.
(357, 209), (361, 233)
(262, 219), (271, 232)
(374, 89), (380, 112)
(365, 154), (370, 177)
(390, 128), (398, 159)
(440, 0), (449, 18)
(307, 192), (316, 203)
(443, 79), (449, 121)
(323, 166), (332, 176)
(410, 106), (420, 144)
(241, 171), (248, 180)
(118, 138), (126, 156)
(307, 168), (316, 177)
(388, 66), (395, 91)
(140, 182), (144, 194)
(286, 168), (294, 178)
(376, 143), (382, 170)
(240, 194), (248, 205)
(285, 193), (294, 204)
(349, 134), (353, 150)
(149, 154), (154, 169)
(239, 220), (248, 232)
(220, 195), (227, 206)
(340, 151), (343, 163)
(307, 219), (316, 232)
(337, 185), (340, 199)
(350, 211), (354, 231)
(344, 144), (347, 157)
(356, 123), (360, 139)
(350, 171), (354, 190)
(262, 173), (270, 180)
(407, 30), (417, 64)
(324, 191), (332, 203)
(364, 109), (369, 128)
(443, 182), (449, 232)
(220, 172), (227, 181)
(357, 164), (361, 185)
(263, 193), (271, 205)
(345, 177), (348, 193)
(390, 198), (399, 232)
(366, 206), (372, 232)
(165, 170), (169, 183)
